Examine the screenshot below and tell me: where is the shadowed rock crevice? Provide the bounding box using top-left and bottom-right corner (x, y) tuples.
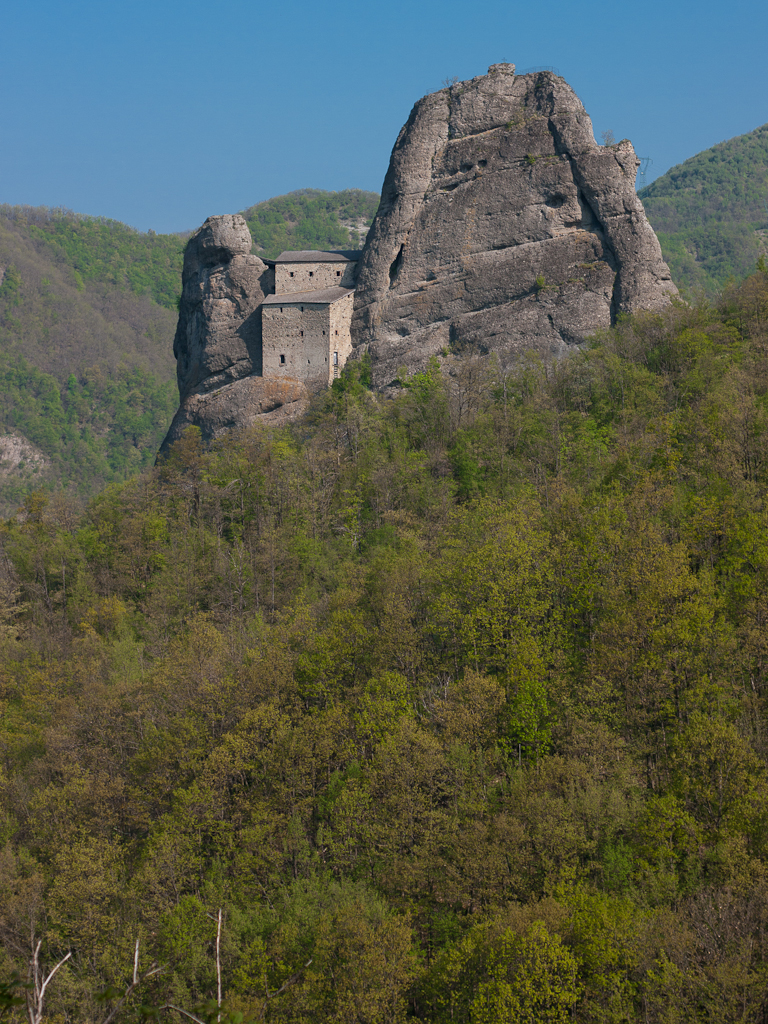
(389, 244), (406, 286)
(352, 64), (675, 387)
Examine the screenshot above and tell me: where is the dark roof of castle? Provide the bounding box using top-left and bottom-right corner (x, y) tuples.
(262, 286), (354, 305)
(271, 250), (362, 264)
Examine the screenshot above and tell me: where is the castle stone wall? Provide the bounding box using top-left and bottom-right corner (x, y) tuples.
(276, 260), (357, 294)
(262, 301), (333, 391)
(328, 292), (355, 381)
(262, 290), (355, 389)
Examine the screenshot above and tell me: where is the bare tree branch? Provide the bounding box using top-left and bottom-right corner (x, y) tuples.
(215, 910), (222, 1024)
(99, 939), (162, 1024)
(259, 958), (312, 1017)
(26, 940), (71, 1024)
(158, 1005), (207, 1024)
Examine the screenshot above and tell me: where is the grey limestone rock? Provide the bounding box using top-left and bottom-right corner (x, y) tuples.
(161, 214), (310, 454)
(159, 375), (310, 455)
(352, 65), (676, 386)
(173, 214), (272, 400)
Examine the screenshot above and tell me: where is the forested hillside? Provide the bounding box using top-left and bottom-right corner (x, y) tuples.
(0, 207), (181, 513)
(2, 265), (768, 1023)
(0, 192), (378, 515)
(640, 122), (768, 295)
(241, 189), (379, 258)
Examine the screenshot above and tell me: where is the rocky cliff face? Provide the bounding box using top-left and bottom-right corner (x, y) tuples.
(174, 214), (269, 397)
(160, 66), (676, 454)
(160, 215), (309, 453)
(352, 64), (676, 386)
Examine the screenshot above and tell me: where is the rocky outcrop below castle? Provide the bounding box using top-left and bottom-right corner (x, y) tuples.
(352, 64), (676, 386)
(160, 376), (309, 452)
(159, 215), (310, 453)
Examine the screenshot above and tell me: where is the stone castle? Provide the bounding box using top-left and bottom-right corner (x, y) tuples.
(261, 250), (359, 388)
(160, 219), (363, 452)
(160, 63), (676, 453)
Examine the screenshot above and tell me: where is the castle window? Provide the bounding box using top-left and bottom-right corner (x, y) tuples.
(300, 306), (303, 312)
(335, 330), (339, 336)
(333, 351), (339, 365)
(322, 330), (325, 335)
(280, 354), (286, 364)
(307, 359), (311, 364)
(289, 271), (294, 277)
(280, 307), (283, 313)
(300, 330), (304, 337)
(336, 270), (341, 277)
(309, 271), (314, 277)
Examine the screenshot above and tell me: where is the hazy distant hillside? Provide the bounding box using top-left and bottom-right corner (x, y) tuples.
(0, 191), (379, 514)
(640, 123), (768, 295)
(3, 204), (188, 310)
(241, 189), (379, 258)
(0, 207), (180, 512)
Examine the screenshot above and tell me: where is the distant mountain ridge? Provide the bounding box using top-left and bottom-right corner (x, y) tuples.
(640, 122), (768, 295)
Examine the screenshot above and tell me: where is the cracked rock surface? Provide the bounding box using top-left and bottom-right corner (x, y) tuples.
(352, 65), (676, 386)
(159, 376), (310, 454)
(173, 214), (271, 400)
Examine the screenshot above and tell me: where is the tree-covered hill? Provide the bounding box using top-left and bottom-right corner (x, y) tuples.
(2, 265), (768, 1023)
(0, 191), (379, 515)
(640, 122), (768, 295)
(240, 189), (379, 258)
(1, 204), (189, 312)
(0, 206), (181, 514)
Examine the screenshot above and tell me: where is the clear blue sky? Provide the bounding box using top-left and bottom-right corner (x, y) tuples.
(2, 0), (766, 234)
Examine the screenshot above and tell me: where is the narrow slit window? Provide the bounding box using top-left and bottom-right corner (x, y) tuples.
(280, 354), (286, 364)
(289, 271), (294, 277)
(300, 330), (304, 337)
(309, 271), (314, 277)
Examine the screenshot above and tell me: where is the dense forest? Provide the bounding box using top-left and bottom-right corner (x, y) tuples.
(0, 193), (378, 514)
(2, 260), (768, 1023)
(641, 122), (768, 296)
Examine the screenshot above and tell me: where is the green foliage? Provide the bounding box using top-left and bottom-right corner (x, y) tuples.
(3, 267), (768, 1021)
(470, 923), (581, 1024)
(241, 189), (379, 258)
(0, 356), (176, 513)
(0, 976), (25, 1017)
(0, 265), (22, 310)
(641, 122), (768, 295)
(0, 204), (186, 310)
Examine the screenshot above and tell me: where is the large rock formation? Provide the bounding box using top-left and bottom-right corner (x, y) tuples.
(160, 65), (676, 453)
(352, 64), (676, 386)
(160, 215), (309, 453)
